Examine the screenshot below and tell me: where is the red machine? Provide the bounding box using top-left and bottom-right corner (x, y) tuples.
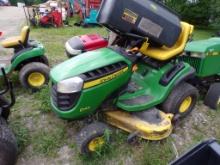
(85, 0), (101, 16)
(73, 0), (102, 26)
(65, 34), (108, 57)
(40, 10), (63, 27)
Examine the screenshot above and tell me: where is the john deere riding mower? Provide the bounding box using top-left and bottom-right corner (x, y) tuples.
(180, 37), (220, 110)
(50, 0), (199, 154)
(0, 68), (17, 165)
(0, 26), (49, 90)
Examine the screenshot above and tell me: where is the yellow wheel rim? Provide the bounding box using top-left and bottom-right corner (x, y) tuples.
(27, 72), (45, 87)
(179, 96), (192, 113)
(88, 136), (105, 152)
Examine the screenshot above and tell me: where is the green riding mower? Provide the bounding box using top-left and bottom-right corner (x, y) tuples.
(0, 26), (50, 90)
(0, 68), (17, 165)
(50, 0), (201, 154)
(180, 37), (220, 110)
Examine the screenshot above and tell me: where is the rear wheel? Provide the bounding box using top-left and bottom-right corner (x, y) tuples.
(204, 83), (220, 110)
(0, 117), (17, 165)
(161, 82), (198, 118)
(19, 62), (50, 90)
(76, 122), (111, 155)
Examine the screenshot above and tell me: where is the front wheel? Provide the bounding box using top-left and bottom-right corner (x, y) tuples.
(160, 82), (198, 118)
(76, 122), (111, 155)
(19, 62), (50, 90)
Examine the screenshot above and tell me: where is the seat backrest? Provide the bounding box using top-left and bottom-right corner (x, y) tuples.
(20, 26), (30, 46)
(172, 22), (194, 50)
(140, 22), (194, 61)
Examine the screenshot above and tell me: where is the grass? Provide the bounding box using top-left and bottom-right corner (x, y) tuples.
(193, 28), (216, 40)
(35, 86), (51, 113)
(32, 125), (66, 156)
(10, 120), (30, 152)
(140, 139), (174, 165)
(5, 19), (220, 164)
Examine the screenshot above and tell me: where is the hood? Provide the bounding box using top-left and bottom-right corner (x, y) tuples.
(185, 37), (220, 53)
(50, 48), (131, 83)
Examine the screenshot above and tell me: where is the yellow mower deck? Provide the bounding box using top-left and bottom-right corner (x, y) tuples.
(104, 110), (173, 141)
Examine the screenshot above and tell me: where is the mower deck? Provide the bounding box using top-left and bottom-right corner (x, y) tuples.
(104, 109), (173, 140)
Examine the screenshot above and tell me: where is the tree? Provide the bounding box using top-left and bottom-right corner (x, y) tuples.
(165, 0), (211, 26)
(210, 0), (220, 27)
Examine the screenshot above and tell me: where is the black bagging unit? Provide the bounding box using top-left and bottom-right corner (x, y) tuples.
(97, 0), (181, 47)
(170, 139), (220, 165)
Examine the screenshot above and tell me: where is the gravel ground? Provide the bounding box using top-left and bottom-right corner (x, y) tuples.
(0, 6), (25, 56)
(0, 6), (25, 40)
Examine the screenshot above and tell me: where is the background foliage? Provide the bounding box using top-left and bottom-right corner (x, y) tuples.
(164, 0), (220, 28)
(9, 0), (45, 6)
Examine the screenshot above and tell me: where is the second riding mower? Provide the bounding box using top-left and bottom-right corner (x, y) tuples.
(179, 37), (220, 110)
(50, 0), (199, 154)
(0, 26), (50, 90)
(0, 68), (17, 165)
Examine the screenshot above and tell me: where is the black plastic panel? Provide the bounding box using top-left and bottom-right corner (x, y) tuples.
(97, 0), (181, 47)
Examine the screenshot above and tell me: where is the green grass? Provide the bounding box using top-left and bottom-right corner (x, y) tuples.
(31, 25), (108, 65)
(140, 139), (174, 165)
(10, 120), (30, 153)
(193, 28), (216, 40)
(35, 86), (51, 113)
(6, 20), (220, 164)
(32, 125), (66, 156)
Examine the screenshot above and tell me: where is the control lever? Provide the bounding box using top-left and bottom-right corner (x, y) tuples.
(18, 40), (25, 49)
(0, 68), (9, 95)
(2, 81), (15, 109)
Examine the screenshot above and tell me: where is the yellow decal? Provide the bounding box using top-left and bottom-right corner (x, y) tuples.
(122, 9), (138, 24)
(80, 106), (91, 112)
(208, 51), (220, 56)
(84, 67), (128, 89)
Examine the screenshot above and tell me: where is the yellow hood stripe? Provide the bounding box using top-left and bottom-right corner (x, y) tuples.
(83, 67), (129, 89)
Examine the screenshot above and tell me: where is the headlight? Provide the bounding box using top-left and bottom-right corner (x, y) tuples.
(182, 51), (203, 58)
(57, 77), (83, 94)
(65, 42), (82, 56)
(190, 52), (203, 58)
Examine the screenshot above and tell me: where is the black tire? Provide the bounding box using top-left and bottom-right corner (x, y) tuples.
(0, 117), (17, 165)
(19, 62), (50, 89)
(40, 55), (49, 66)
(76, 122), (111, 155)
(0, 96), (10, 120)
(204, 83), (220, 110)
(160, 82), (198, 118)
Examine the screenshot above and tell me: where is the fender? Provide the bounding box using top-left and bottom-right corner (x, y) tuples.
(173, 67), (195, 87)
(117, 62), (195, 112)
(10, 44), (45, 70)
